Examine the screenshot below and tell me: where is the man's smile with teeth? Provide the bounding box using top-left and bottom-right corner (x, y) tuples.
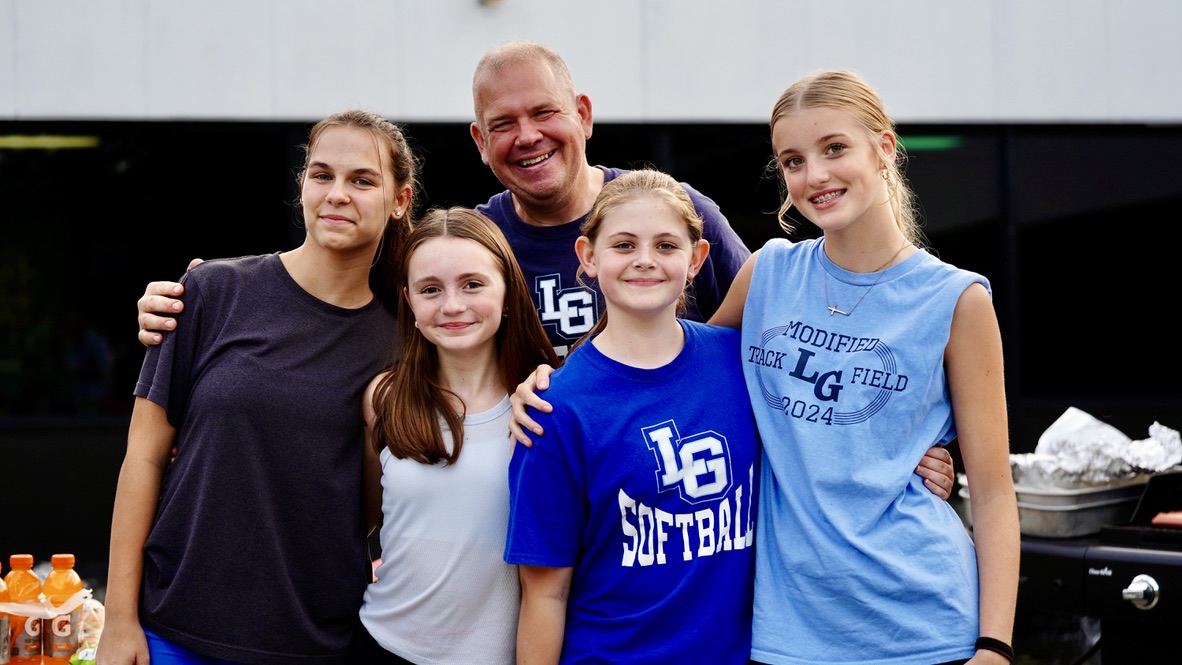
(519, 151), (554, 167)
(811, 190), (844, 204)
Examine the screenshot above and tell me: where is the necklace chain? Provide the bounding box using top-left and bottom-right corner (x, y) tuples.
(823, 241), (911, 317)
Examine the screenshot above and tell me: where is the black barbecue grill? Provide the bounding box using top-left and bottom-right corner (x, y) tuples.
(1015, 471), (1182, 663)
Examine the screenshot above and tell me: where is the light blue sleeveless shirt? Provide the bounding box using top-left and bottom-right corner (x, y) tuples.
(742, 238), (985, 665)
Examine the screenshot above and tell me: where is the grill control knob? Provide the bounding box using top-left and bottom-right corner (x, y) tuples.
(1121, 574), (1160, 610)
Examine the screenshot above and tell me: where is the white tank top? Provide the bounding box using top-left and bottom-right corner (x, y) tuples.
(359, 396), (518, 664)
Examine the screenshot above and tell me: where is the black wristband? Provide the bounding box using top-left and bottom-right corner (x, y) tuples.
(974, 636), (1015, 663)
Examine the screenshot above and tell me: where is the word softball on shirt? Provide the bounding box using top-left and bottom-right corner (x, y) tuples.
(746, 320), (909, 426)
(619, 420), (755, 567)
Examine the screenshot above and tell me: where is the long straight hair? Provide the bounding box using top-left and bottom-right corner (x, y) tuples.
(369, 207), (558, 465)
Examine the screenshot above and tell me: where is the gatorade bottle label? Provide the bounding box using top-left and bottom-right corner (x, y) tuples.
(43, 608), (81, 658)
(11, 615), (41, 659)
(1, 615), (10, 663)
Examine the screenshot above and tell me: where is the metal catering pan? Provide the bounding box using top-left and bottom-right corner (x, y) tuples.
(959, 482), (1144, 538)
(1013, 479), (1147, 507)
(1014, 495), (1140, 538)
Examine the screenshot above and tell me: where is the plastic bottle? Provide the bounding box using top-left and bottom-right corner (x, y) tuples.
(4, 555), (41, 665)
(0, 560), (11, 665)
(42, 554), (84, 665)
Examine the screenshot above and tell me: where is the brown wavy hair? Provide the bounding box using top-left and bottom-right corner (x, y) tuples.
(369, 207), (558, 465)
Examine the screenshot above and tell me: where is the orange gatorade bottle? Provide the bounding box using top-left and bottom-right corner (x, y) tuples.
(42, 554), (84, 665)
(4, 555), (42, 665)
(0, 560), (11, 664)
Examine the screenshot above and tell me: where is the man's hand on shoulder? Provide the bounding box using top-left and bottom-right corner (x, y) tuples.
(137, 258), (203, 347)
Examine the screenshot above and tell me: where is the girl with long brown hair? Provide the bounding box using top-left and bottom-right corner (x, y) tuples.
(352, 207), (556, 665)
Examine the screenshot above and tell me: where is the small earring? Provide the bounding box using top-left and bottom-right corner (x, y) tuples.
(394, 210), (402, 218)
(880, 169), (890, 181)
(413, 321), (419, 329)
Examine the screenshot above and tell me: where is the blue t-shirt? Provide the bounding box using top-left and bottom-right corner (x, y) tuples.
(505, 320), (758, 664)
(742, 238), (985, 665)
(477, 167), (750, 359)
(135, 254), (396, 665)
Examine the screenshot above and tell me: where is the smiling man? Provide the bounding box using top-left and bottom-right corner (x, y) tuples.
(134, 42), (749, 361)
(469, 41), (750, 358)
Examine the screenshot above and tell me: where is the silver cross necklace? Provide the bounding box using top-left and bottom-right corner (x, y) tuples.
(823, 240), (911, 316)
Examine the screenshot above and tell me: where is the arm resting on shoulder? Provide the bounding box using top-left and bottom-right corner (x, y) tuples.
(509, 364), (556, 447)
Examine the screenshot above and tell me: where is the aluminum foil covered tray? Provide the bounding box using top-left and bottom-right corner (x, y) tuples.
(1011, 407), (1180, 488)
(959, 408), (1180, 538)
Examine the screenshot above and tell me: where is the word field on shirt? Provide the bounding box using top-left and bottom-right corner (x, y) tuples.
(747, 320), (909, 426)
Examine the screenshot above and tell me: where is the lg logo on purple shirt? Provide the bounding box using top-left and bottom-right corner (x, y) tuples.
(534, 274), (596, 339)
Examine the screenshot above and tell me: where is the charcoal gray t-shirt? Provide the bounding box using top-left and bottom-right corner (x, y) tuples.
(134, 253), (395, 665)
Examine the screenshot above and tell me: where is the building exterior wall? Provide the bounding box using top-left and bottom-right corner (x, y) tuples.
(2, 0), (1180, 123)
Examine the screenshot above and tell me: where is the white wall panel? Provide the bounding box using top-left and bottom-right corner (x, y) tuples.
(0, 1), (15, 116)
(144, 2), (274, 118)
(269, 0), (406, 121)
(1, 0), (1178, 123)
(13, 0), (146, 119)
(991, 0), (1109, 121)
(864, 1), (997, 123)
(1106, 0), (1182, 121)
(642, 0), (766, 121)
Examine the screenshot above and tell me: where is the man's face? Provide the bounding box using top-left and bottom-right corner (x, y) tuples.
(470, 59), (593, 215)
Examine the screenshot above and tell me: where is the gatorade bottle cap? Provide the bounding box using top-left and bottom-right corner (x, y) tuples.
(51, 553), (75, 568)
(10, 553), (34, 568)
